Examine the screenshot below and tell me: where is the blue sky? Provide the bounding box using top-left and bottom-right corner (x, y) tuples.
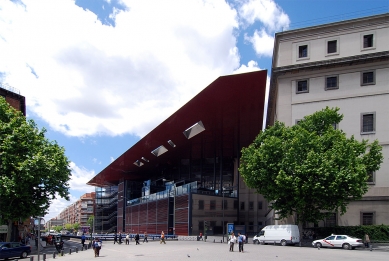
(0, 0), (387, 222)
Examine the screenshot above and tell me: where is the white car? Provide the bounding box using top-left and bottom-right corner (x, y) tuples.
(312, 235), (364, 250)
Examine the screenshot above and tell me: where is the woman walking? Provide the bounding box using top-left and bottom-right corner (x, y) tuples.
(160, 231), (166, 244)
(229, 233), (236, 252)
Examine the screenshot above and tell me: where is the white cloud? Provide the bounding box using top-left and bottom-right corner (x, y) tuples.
(244, 29), (275, 57)
(238, 0), (290, 32)
(0, 0), (240, 138)
(43, 194), (78, 222)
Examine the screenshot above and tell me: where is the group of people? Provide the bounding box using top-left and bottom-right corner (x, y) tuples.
(113, 232), (149, 245)
(228, 232), (246, 253)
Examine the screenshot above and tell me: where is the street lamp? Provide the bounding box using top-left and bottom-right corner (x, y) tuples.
(222, 186), (235, 243)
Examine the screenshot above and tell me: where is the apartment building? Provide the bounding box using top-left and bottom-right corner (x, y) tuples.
(267, 13), (389, 226)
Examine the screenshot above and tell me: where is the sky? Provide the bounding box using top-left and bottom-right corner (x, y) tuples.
(0, 0), (387, 222)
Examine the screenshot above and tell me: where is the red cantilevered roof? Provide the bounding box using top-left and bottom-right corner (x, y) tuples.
(87, 70), (267, 187)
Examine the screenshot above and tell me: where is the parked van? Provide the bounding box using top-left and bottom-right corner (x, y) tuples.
(253, 225), (300, 246)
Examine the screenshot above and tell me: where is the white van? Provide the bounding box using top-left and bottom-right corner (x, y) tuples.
(253, 225), (300, 246)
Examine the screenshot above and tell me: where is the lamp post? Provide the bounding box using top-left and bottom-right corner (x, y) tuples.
(163, 179), (176, 235)
(222, 186), (235, 243)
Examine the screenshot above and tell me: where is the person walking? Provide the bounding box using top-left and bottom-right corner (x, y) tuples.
(93, 238), (102, 257)
(135, 233), (140, 245)
(365, 233), (370, 248)
(125, 233), (130, 245)
(229, 232), (236, 252)
(238, 232), (244, 253)
(160, 231), (166, 244)
(113, 233), (118, 244)
(118, 232), (123, 244)
(143, 232), (148, 243)
(81, 234), (86, 248)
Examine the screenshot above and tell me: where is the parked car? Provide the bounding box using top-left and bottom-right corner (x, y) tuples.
(253, 224), (300, 246)
(312, 235), (364, 250)
(0, 242), (31, 259)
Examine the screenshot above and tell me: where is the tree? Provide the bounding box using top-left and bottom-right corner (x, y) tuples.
(65, 223), (74, 232)
(87, 215), (94, 232)
(73, 222), (80, 232)
(239, 107), (383, 227)
(0, 97), (71, 241)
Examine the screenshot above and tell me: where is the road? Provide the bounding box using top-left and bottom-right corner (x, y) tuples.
(20, 238), (388, 261)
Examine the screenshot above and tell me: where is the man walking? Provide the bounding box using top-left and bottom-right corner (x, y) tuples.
(143, 232), (148, 243)
(135, 233), (140, 245)
(125, 233), (130, 245)
(118, 232), (123, 244)
(113, 233), (118, 244)
(238, 232), (244, 253)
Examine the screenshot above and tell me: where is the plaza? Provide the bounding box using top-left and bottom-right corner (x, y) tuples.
(29, 238), (388, 261)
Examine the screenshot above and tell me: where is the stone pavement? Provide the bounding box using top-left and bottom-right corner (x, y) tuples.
(25, 236), (389, 261)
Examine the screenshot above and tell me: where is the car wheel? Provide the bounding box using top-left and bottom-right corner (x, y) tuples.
(315, 242), (322, 248)
(260, 241), (265, 245)
(342, 243), (351, 250)
(254, 240), (259, 245)
(21, 251), (28, 258)
(281, 240), (287, 246)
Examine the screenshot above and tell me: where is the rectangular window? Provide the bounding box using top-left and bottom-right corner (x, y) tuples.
(361, 212), (375, 225)
(234, 200), (238, 210)
(363, 34), (374, 48)
(296, 79), (309, 93)
(326, 76), (338, 90)
(327, 40), (337, 54)
(199, 221), (204, 231)
(223, 200), (228, 209)
(325, 213), (337, 227)
(367, 171), (375, 184)
(298, 45), (308, 58)
(361, 71), (375, 85)
(249, 201), (254, 211)
(240, 202), (245, 211)
(210, 221), (216, 228)
(258, 201), (263, 210)
(249, 222), (254, 231)
(361, 112), (375, 134)
(210, 200), (216, 210)
(198, 200), (204, 210)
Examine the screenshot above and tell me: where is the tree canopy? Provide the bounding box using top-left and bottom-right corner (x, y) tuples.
(0, 97), (71, 227)
(239, 107), (383, 225)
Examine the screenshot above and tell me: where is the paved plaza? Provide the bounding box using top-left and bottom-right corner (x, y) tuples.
(27, 238), (389, 261)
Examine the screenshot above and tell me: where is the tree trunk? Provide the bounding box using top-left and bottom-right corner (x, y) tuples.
(6, 219), (12, 242)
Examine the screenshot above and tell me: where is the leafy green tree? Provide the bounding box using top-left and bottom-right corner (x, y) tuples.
(73, 222), (80, 232)
(239, 107), (383, 227)
(0, 97), (71, 241)
(87, 215), (94, 232)
(53, 226), (62, 233)
(65, 223), (73, 232)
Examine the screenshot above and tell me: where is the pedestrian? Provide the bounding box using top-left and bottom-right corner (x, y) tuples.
(135, 233), (140, 245)
(143, 232), (148, 243)
(114, 233), (118, 244)
(93, 237), (102, 257)
(238, 232), (244, 252)
(81, 233), (86, 248)
(118, 232), (123, 244)
(125, 233), (130, 245)
(160, 231), (166, 244)
(228, 232), (236, 252)
(365, 233), (370, 248)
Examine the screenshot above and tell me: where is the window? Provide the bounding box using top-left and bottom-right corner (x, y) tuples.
(361, 71), (375, 85)
(367, 171), (375, 184)
(298, 45), (308, 58)
(210, 221), (216, 228)
(327, 40), (338, 54)
(223, 200), (228, 209)
(326, 76), (338, 90)
(258, 201), (263, 210)
(199, 221), (204, 231)
(234, 200), (238, 209)
(210, 200), (216, 210)
(198, 200), (204, 210)
(296, 79), (309, 93)
(240, 202), (245, 210)
(325, 213), (336, 227)
(363, 34), (374, 48)
(249, 222), (254, 231)
(361, 112), (375, 134)
(361, 212), (375, 225)
(249, 201), (254, 210)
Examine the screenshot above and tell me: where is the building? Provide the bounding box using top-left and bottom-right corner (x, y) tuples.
(267, 13), (389, 226)
(58, 192), (95, 233)
(0, 83), (26, 116)
(88, 71), (268, 235)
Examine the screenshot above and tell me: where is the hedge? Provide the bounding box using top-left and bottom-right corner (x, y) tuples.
(308, 225), (389, 242)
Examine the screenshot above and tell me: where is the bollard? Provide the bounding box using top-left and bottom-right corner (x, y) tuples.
(370, 244), (373, 251)
(69, 248), (72, 255)
(221, 240), (222, 243)
(76, 247), (78, 253)
(61, 249), (64, 256)
(213, 239), (215, 243)
(53, 251), (56, 259)
(30, 256), (34, 261)
(274, 241), (276, 245)
(43, 253), (46, 261)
